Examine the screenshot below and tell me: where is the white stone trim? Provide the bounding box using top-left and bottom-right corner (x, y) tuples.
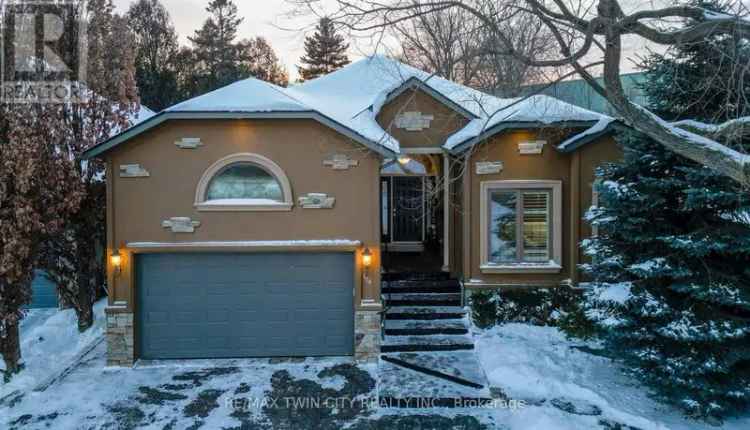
(479, 263), (562, 274)
(194, 153), (294, 212)
(126, 240), (362, 249)
(479, 180), (563, 273)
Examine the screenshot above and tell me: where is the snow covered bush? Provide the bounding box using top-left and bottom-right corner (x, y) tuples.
(469, 287), (592, 336)
(581, 132), (750, 421)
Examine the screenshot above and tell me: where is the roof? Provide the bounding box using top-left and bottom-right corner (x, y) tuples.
(83, 55), (614, 159)
(506, 72), (648, 116)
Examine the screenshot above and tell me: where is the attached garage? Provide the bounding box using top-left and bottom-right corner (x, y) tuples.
(136, 252), (355, 360)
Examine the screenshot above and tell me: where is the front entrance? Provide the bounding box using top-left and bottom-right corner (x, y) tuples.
(380, 155), (444, 272)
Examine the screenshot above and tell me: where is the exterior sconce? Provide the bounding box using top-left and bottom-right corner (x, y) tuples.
(360, 248), (376, 306)
(362, 248), (373, 268)
(111, 251), (122, 277)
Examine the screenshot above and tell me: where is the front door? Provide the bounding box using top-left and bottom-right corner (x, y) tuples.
(381, 176), (425, 251)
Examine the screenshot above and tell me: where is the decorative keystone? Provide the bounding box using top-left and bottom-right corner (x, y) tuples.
(394, 111), (435, 131)
(162, 217), (201, 233)
(476, 161), (504, 175)
(175, 137), (203, 149)
(298, 193), (335, 209)
(518, 141), (546, 155)
(323, 154), (359, 170)
(119, 164), (150, 178)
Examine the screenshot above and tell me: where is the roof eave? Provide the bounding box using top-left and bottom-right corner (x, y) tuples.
(446, 120), (608, 155)
(82, 111), (397, 159)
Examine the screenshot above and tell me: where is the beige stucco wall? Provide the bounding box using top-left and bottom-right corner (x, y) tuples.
(105, 118), (383, 317)
(376, 88), (469, 149)
(463, 130), (622, 287)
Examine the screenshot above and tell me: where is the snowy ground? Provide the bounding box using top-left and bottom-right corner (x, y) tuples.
(2, 305), (750, 429)
(0, 299), (107, 398)
(473, 323), (750, 430)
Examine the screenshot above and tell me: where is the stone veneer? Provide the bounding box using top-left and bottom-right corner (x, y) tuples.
(354, 309), (382, 363)
(106, 309), (135, 367)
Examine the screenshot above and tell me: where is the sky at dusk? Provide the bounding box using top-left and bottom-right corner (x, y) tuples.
(112, 0), (660, 83)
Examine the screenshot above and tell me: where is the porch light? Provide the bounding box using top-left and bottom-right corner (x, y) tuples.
(397, 156), (411, 165)
(362, 248), (373, 268)
(111, 252), (122, 277)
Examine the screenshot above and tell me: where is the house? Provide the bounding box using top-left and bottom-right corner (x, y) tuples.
(82, 55), (621, 366)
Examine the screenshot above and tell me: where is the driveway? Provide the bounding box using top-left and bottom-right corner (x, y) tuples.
(1, 341), (488, 430)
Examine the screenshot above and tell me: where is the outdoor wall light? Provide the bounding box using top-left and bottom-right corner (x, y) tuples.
(111, 252), (122, 277)
(362, 248), (373, 268)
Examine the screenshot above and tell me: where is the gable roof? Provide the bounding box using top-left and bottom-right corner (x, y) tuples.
(83, 55), (614, 159)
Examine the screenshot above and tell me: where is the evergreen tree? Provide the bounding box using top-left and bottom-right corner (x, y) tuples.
(188, 0), (245, 94)
(126, 0), (180, 111)
(581, 1), (750, 421)
(297, 17), (350, 82)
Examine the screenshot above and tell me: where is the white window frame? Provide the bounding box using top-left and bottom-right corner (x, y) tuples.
(194, 153), (294, 212)
(480, 180), (563, 274)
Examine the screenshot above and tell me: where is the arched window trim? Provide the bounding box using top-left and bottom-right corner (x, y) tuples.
(195, 153), (293, 212)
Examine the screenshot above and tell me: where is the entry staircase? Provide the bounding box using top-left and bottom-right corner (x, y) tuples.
(377, 272), (493, 408)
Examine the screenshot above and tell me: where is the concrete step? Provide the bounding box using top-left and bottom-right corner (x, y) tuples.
(381, 272), (451, 282)
(382, 280), (461, 294)
(382, 351), (488, 389)
(384, 319), (468, 336)
(381, 334), (474, 353)
(384, 293), (462, 307)
(378, 356), (491, 408)
(385, 306), (466, 320)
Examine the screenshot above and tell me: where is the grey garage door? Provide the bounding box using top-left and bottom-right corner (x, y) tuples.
(137, 252), (354, 359)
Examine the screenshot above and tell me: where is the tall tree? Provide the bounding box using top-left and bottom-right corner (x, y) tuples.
(126, 0), (180, 111)
(40, 0), (138, 333)
(297, 17), (350, 82)
(580, 1), (750, 421)
(188, 0), (245, 94)
(0, 105), (83, 376)
(239, 37), (289, 87)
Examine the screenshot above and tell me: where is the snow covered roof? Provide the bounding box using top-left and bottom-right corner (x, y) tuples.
(83, 55), (614, 159)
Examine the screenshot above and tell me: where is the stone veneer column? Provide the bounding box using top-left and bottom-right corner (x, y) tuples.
(354, 309), (381, 363)
(106, 309), (134, 367)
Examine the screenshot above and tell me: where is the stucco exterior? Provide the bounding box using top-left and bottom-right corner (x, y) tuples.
(461, 131), (621, 287)
(376, 88), (469, 149)
(105, 118), (383, 307)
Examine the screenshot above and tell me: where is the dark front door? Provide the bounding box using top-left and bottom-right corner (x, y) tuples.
(137, 252), (354, 360)
(391, 176), (424, 243)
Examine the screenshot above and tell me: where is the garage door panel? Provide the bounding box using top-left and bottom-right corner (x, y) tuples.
(137, 252), (354, 359)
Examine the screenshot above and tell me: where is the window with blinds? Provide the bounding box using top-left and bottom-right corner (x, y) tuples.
(522, 192), (550, 262)
(488, 189), (551, 264)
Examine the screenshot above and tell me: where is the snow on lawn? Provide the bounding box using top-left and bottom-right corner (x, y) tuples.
(0, 299), (107, 398)
(474, 323), (750, 430)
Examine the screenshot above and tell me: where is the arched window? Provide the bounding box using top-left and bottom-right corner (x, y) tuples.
(195, 153), (293, 211)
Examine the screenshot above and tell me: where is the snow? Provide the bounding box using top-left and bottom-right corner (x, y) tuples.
(199, 198), (286, 206)
(126, 239), (362, 249)
(558, 117), (615, 150)
(590, 282), (633, 305)
(0, 299), (107, 398)
(166, 77), (310, 113)
(159, 55), (610, 154)
(636, 104), (750, 168)
(473, 323), (750, 429)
